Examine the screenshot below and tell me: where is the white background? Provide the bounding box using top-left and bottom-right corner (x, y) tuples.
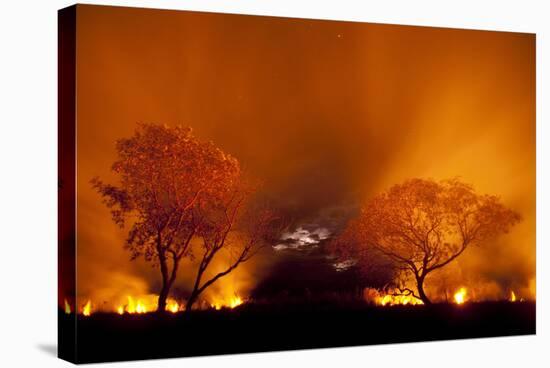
(0, 0), (547, 367)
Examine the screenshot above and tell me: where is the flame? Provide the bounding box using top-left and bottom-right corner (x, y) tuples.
(454, 287), (467, 305)
(229, 295), (243, 308)
(166, 300), (181, 314)
(136, 302), (147, 313)
(82, 300), (92, 316)
(377, 293), (423, 306)
(114, 295), (184, 314)
(64, 299), (71, 314)
(210, 294), (244, 310)
(364, 288), (423, 306)
(363, 284), (535, 305)
(127, 296), (148, 314)
(114, 295), (150, 314)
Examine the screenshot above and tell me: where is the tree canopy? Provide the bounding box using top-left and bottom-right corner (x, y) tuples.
(330, 178), (521, 304)
(92, 123), (278, 312)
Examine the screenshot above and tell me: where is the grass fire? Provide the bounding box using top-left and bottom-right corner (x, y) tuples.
(76, 291), (248, 316)
(65, 124), (534, 328)
(454, 288), (467, 305)
(59, 10), (536, 362)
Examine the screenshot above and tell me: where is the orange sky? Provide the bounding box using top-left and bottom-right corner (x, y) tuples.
(74, 5), (535, 304)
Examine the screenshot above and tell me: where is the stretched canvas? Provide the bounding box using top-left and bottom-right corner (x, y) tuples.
(58, 4), (536, 363)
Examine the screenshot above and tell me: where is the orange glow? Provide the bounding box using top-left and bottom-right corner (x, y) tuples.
(127, 296), (148, 314)
(114, 296), (150, 314)
(166, 300), (182, 314)
(210, 294), (244, 310)
(377, 294), (423, 306)
(82, 300), (92, 316)
(510, 291), (517, 302)
(364, 288), (423, 306)
(454, 288), (467, 305)
(113, 295), (184, 314)
(72, 7), (535, 308)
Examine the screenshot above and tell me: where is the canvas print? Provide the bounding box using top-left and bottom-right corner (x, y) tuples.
(58, 4), (536, 364)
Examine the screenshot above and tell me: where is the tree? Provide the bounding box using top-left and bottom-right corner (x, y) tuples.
(185, 195), (280, 311)
(92, 123), (246, 313)
(330, 178), (521, 304)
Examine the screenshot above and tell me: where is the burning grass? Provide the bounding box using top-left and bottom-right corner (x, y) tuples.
(72, 292), (247, 316)
(114, 295), (183, 315)
(363, 286), (528, 307)
(68, 284), (530, 317)
(454, 288), (467, 305)
(210, 294), (244, 310)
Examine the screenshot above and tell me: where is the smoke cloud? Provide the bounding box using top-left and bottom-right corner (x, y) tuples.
(72, 6), (535, 309)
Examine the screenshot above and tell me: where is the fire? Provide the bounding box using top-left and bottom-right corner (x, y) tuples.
(454, 287), (467, 305)
(364, 285), (534, 306)
(115, 296), (150, 314)
(126, 296), (148, 314)
(210, 294), (244, 310)
(64, 299), (71, 314)
(166, 300), (181, 313)
(364, 288), (423, 306)
(229, 295), (243, 308)
(376, 293), (423, 306)
(82, 300), (92, 316)
(115, 295), (184, 314)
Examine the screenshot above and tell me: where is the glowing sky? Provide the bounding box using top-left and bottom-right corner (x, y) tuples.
(72, 5), (535, 303)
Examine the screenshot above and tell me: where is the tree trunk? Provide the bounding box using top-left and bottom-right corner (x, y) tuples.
(157, 285), (169, 314)
(157, 253), (180, 314)
(416, 275), (432, 305)
(156, 233), (170, 314)
(156, 248), (172, 314)
(185, 292), (199, 313)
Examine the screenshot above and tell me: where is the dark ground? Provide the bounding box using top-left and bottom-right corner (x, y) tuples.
(59, 301), (535, 364)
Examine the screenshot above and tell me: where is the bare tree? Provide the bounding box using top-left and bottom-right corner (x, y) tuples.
(330, 178), (521, 304)
(185, 193), (280, 310)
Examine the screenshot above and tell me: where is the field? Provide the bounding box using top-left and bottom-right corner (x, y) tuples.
(60, 301), (535, 363)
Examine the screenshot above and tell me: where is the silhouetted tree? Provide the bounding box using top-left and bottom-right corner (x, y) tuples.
(92, 123), (255, 312)
(185, 196), (280, 311)
(330, 178), (520, 304)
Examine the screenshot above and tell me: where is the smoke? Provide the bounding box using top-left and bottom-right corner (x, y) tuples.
(369, 39), (536, 299)
(73, 6), (535, 308)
